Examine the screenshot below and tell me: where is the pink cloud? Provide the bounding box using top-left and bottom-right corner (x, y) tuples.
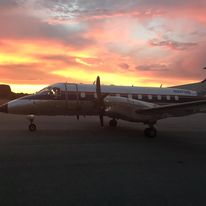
(0, 0), (206, 90)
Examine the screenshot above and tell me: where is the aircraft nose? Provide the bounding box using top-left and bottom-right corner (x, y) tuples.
(0, 104), (8, 113)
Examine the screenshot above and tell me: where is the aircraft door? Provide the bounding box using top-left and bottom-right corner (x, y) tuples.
(65, 83), (80, 116)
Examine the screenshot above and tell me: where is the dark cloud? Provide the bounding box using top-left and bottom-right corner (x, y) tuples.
(0, 7), (94, 48)
(0, 0), (18, 9)
(36, 54), (77, 65)
(13, 0), (165, 23)
(16, 0), (206, 23)
(119, 63), (130, 70)
(137, 0), (206, 8)
(149, 38), (198, 51)
(136, 64), (169, 71)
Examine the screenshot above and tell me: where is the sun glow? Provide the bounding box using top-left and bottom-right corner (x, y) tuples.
(0, 53), (39, 64)
(9, 84), (47, 94)
(0, 1), (205, 94)
(51, 68), (147, 86)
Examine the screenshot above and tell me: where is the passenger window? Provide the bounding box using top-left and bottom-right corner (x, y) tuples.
(166, 95), (171, 100)
(175, 96), (179, 101)
(148, 95), (152, 100)
(128, 94), (132, 99)
(94, 93), (97, 98)
(80, 92), (86, 98)
(157, 95), (162, 100)
(116, 94), (120, 97)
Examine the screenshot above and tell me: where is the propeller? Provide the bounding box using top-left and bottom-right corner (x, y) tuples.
(96, 76), (105, 127)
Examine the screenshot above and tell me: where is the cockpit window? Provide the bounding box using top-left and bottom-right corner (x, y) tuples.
(49, 87), (61, 97)
(37, 87), (61, 98)
(37, 87), (50, 94)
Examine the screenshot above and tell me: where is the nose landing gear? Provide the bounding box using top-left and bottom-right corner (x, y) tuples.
(143, 121), (157, 138)
(27, 115), (37, 132)
(144, 125), (157, 138)
(29, 123), (37, 132)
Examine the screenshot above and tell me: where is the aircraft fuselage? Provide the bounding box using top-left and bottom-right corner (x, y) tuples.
(5, 83), (204, 118)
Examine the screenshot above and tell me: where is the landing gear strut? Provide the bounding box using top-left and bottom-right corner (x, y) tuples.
(27, 115), (37, 132)
(144, 125), (157, 138)
(109, 119), (117, 128)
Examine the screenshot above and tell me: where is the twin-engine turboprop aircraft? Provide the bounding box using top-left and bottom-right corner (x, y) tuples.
(0, 76), (206, 137)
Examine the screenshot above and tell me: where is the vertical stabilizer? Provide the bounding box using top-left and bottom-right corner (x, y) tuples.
(170, 79), (206, 95)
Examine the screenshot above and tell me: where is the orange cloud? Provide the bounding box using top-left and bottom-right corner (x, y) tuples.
(0, 1), (206, 93)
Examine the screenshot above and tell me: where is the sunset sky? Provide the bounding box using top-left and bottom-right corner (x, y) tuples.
(0, 0), (206, 93)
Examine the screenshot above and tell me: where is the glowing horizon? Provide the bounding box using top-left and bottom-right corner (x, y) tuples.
(0, 1), (206, 93)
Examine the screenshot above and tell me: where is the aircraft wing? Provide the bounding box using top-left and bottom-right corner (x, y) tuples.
(104, 96), (206, 122)
(136, 99), (206, 119)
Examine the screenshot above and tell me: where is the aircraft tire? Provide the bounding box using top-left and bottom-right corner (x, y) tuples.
(144, 127), (157, 138)
(29, 124), (37, 132)
(109, 119), (117, 128)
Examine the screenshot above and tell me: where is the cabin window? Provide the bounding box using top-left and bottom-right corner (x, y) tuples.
(138, 94), (142, 100)
(157, 95), (162, 100)
(128, 94), (132, 99)
(116, 94), (120, 97)
(148, 95), (153, 100)
(48, 87), (61, 98)
(94, 93), (97, 98)
(175, 95), (179, 101)
(80, 92), (86, 98)
(166, 95), (171, 100)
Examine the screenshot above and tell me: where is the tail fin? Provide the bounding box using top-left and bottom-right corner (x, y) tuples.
(170, 79), (206, 96)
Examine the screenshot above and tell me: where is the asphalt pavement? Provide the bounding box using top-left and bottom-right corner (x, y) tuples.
(0, 114), (206, 206)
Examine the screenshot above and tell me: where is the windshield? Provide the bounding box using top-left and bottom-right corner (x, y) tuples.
(36, 87), (51, 95)
(36, 87), (61, 97)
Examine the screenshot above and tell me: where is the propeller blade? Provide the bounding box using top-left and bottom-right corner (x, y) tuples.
(96, 76), (105, 127)
(96, 76), (101, 98)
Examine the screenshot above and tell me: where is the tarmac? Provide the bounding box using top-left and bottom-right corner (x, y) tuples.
(0, 113), (206, 206)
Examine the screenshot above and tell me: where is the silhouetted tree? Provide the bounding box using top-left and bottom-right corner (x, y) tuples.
(0, 85), (11, 98)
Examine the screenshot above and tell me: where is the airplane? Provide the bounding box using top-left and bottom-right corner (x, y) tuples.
(0, 76), (206, 138)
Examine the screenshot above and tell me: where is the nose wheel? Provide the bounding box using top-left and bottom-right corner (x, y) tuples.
(29, 123), (37, 132)
(27, 115), (37, 132)
(144, 126), (157, 138)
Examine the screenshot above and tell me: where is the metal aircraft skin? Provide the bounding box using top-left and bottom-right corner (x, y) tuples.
(0, 76), (206, 137)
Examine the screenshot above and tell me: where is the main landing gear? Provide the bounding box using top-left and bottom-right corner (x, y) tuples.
(27, 115), (37, 132)
(144, 125), (157, 138)
(109, 119), (117, 128)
